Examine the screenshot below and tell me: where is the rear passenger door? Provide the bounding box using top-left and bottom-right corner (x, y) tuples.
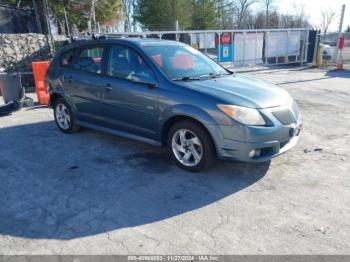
(63, 45), (108, 124)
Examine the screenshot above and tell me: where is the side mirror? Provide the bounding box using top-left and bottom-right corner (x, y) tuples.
(129, 73), (158, 88)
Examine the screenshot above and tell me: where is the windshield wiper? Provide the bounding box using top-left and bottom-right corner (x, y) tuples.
(173, 72), (230, 81)
(198, 73), (226, 79)
(209, 73), (222, 78)
(173, 76), (200, 81)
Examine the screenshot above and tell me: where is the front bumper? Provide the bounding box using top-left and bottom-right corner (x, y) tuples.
(215, 132), (300, 162)
(206, 113), (302, 163)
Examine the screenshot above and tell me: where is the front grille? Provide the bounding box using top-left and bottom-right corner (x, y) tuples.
(272, 108), (296, 125)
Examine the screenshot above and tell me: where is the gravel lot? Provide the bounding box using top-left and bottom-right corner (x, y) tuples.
(0, 67), (349, 254)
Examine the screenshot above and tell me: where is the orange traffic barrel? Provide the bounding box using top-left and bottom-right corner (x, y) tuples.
(32, 61), (51, 105)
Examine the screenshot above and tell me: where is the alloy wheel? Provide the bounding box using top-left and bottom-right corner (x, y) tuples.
(55, 103), (71, 130)
(171, 129), (203, 167)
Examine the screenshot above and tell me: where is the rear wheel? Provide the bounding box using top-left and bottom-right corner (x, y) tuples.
(167, 121), (214, 172)
(53, 98), (79, 133)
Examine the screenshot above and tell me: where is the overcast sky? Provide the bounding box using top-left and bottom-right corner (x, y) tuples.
(266, 0), (349, 32)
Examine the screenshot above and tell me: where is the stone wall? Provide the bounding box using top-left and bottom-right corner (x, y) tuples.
(0, 33), (52, 73)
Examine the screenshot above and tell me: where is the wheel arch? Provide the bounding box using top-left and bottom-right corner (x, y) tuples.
(49, 89), (77, 115)
(161, 115), (217, 155)
(49, 92), (64, 107)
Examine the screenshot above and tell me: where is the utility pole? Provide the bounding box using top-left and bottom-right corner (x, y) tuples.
(90, 0), (97, 33)
(334, 4), (345, 64)
(175, 20), (179, 41)
(64, 8), (70, 37)
(88, 20), (92, 34)
(97, 22), (101, 33)
(123, 0), (132, 32)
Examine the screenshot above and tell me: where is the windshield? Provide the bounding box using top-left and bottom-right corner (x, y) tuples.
(144, 45), (231, 81)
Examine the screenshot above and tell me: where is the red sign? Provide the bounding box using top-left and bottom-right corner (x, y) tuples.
(339, 34), (345, 50)
(215, 33), (232, 46)
(221, 33), (231, 45)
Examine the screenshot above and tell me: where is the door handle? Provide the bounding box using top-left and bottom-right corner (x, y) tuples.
(105, 83), (112, 91)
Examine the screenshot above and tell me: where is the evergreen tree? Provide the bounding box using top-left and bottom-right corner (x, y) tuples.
(189, 0), (218, 30)
(134, 0), (191, 30)
(47, 0), (123, 32)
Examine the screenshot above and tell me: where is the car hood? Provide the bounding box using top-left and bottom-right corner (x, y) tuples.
(181, 74), (291, 108)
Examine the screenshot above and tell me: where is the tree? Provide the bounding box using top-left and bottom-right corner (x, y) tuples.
(48, 0), (88, 33)
(319, 8), (337, 36)
(134, 0), (191, 30)
(189, 0), (218, 30)
(260, 0), (275, 28)
(292, 3), (308, 28)
(123, 0), (137, 32)
(216, 0), (235, 29)
(95, 0), (124, 24)
(48, 0), (124, 32)
(236, 0), (259, 29)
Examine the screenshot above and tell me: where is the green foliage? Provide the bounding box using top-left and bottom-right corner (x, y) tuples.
(7, 0), (18, 6)
(134, 0), (192, 30)
(95, 0), (124, 24)
(189, 0), (218, 30)
(48, 0), (123, 31)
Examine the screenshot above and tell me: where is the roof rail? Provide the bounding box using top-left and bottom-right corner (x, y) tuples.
(63, 34), (148, 46)
(69, 33), (126, 42)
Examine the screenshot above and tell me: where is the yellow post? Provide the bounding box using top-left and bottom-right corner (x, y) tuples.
(316, 46), (323, 67)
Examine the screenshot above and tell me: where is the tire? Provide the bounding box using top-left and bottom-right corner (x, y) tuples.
(167, 120), (215, 172)
(53, 98), (79, 133)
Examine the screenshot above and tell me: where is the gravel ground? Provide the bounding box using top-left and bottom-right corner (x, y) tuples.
(0, 67), (349, 254)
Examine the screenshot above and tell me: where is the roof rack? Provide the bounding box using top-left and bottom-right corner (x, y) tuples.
(63, 33), (150, 46)
(69, 33), (127, 42)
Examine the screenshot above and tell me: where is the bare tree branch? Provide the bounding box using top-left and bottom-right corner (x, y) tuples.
(260, 0), (274, 28)
(319, 8), (337, 35)
(236, 0), (259, 29)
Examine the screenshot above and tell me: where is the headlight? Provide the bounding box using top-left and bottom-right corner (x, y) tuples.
(218, 104), (266, 126)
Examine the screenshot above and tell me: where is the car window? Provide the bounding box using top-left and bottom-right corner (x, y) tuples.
(73, 46), (104, 74)
(145, 45), (229, 80)
(108, 46), (153, 80)
(60, 49), (75, 67)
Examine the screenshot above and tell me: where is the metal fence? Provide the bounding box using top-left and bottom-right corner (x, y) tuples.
(341, 33), (350, 66)
(105, 28), (312, 67)
(319, 32), (350, 67)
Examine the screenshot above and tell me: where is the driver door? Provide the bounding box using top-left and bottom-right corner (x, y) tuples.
(101, 45), (159, 140)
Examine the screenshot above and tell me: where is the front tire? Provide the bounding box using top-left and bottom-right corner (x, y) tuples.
(167, 121), (215, 172)
(53, 98), (79, 133)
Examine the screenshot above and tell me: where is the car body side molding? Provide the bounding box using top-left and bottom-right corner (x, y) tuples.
(77, 120), (162, 147)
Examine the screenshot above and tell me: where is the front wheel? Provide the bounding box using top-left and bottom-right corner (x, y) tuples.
(167, 121), (215, 172)
(53, 99), (79, 133)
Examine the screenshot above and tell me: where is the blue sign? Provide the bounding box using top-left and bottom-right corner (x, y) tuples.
(217, 44), (233, 62)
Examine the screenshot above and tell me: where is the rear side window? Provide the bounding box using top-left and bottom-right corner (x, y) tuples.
(73, 46), (104, 74)
(60, 49), (75, 67)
